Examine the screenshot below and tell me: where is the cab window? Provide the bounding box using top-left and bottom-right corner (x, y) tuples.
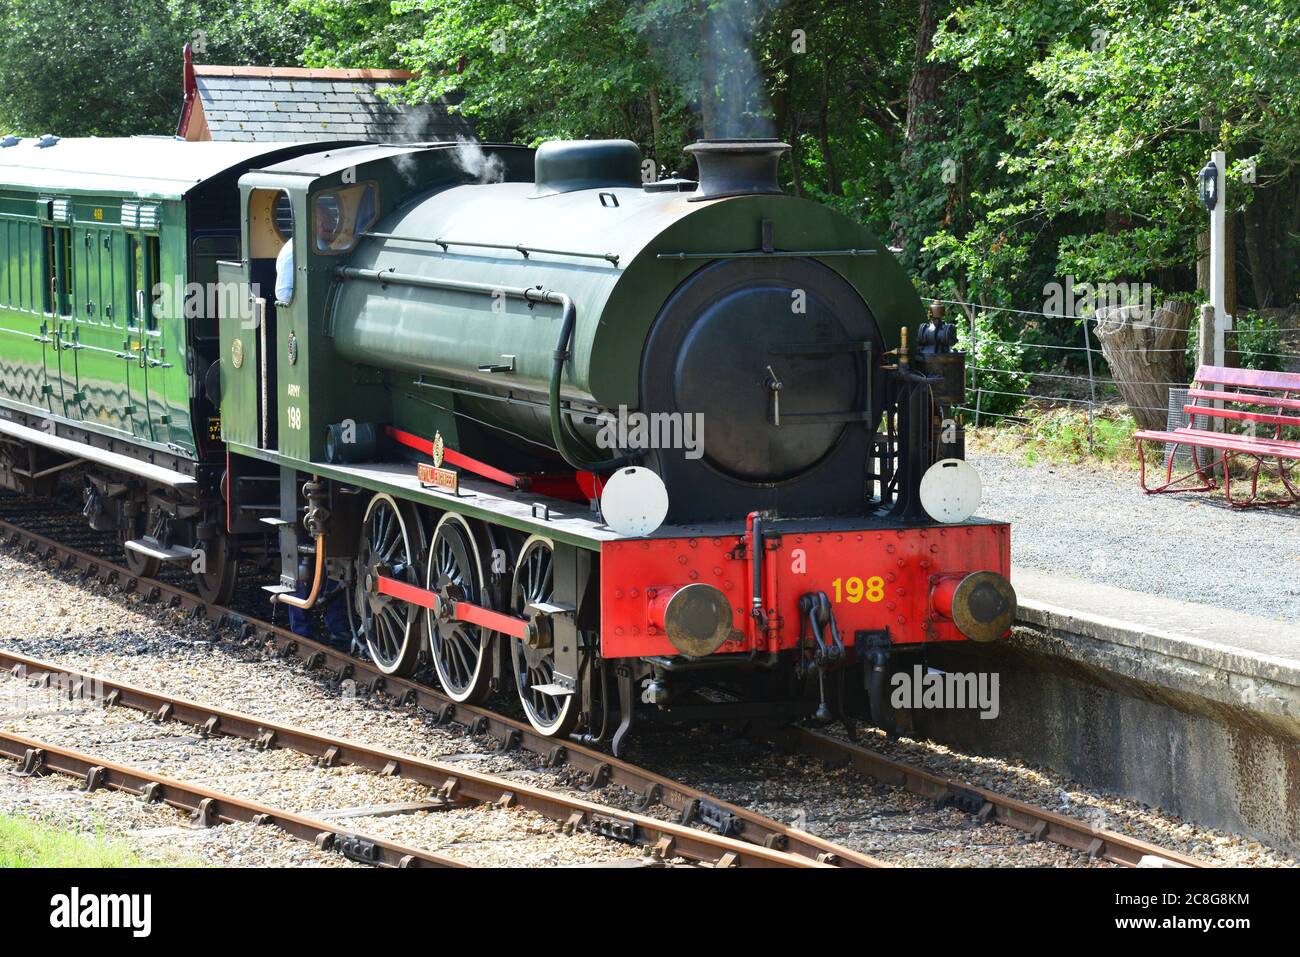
(312, 183), (378, 254)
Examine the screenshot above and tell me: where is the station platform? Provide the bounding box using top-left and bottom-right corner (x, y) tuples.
(918, 566), (1300, 855)
(1013, 565), (1299, 719)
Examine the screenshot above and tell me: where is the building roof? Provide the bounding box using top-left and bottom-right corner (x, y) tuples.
(0, 137), (344, 199)
(178, 47), (472, 144)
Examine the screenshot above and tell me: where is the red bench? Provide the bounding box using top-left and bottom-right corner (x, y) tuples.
(1134, 365), (1300, 507)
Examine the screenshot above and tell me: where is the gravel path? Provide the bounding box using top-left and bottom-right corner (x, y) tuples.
(0, 541), (1292, 867)
(970, 451), (1300, 624)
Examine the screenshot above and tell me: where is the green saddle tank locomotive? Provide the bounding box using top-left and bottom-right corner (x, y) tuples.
(0, 133), (1014, 752)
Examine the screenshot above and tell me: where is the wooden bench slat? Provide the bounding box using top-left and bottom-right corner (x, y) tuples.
(1183, 404), (1300, 428)
(1186, 388), (1300, 411)
(1134, 428), (1300, 460)
(1195, 364), (1300, 392)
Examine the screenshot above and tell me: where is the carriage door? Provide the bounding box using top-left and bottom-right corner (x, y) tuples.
(191, 233), (240, 453)
(78, 217), (132, 434)
(98, 225), (140, 435)
(124, 227), (154, 440)
(123, 203), (170, 445)
(12, 213), (57, 413)
(48, 206), (81, 421)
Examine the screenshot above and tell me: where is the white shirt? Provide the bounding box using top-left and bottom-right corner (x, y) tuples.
(275, 241), (294, 304)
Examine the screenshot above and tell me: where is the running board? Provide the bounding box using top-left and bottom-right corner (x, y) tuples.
(0, 414), (196, 488)
(124, 539), (193, 562)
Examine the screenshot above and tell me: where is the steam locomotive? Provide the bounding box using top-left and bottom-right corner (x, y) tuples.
(0, 133), (1013, 752)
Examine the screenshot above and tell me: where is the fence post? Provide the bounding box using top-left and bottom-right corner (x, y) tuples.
(1081, 313), (1098, 451)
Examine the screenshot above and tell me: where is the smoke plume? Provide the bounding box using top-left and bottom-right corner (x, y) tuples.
(450, 134), (506, 184)
(631, 0), (787, 140)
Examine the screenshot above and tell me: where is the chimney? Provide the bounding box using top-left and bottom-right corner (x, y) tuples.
(684, 139), (790, 202)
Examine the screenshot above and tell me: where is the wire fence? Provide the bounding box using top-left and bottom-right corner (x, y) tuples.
(922, 296), (1300, 449)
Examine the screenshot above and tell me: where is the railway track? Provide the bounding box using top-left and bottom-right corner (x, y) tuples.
(0, 648), (835, 868)
(760, 727), (1204, 868)
(0, 728), (469, 868)
(0, 512), (873, 868)
(0, 507), (1205, 869)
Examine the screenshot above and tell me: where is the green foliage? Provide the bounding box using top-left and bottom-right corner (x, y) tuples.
(0, 0), (323, 137)
(374, 0), (693, 161)
(292, 0), (420, 68)
(923, 0), (1300, 311)
(1231, 312), (1285, 373)
(0, 814), (153, 867)
(1183, 311), (1285, 374)
(1027, 406), (1137, 463)
(974, 404), (1139, 466)
(956, 307), (1030, 417)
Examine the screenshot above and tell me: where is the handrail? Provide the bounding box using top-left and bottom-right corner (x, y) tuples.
(361, 232), (620, 266)
(656, 248), (876, 260)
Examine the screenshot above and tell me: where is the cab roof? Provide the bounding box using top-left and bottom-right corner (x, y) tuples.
(242, 141), (528, 185)
(0, 137), (352, 200)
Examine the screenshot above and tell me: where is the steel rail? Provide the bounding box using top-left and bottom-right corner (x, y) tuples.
(0, 728), (467, 868)
(0, 514), (1206, 869)
(0, 649), (826, 868)
(765, 726), (1206, 868)
(0, 517), (874, 868)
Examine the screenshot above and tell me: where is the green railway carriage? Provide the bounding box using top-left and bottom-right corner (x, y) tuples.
(0, 136), (345, 597)
(0, 137), (336, 455)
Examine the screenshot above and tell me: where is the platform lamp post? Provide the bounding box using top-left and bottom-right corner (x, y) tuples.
(1198, 152), (1229, 447)
(1198, 151), (1229, 370)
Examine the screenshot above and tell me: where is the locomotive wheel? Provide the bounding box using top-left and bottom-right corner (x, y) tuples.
(355, 493), (424, 676)
(425, 513), (494, 704)
(509, 536), (578, 738)
(193, 531), (238, 606)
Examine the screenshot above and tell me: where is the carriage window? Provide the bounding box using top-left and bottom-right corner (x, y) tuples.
(55, 226), (73, 316)
(146, 236), (161, 329)
(191, 235), (240, 289)
(127, 235), (143, 325)
(41, 226), (55, 314)
(313, 182), (378, 254)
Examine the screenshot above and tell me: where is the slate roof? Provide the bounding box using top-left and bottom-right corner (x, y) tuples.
(179, 63), (472, 144)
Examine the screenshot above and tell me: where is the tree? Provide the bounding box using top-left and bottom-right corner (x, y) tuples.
(0, 0), (323, 137)
(925, 0), (1300, 312)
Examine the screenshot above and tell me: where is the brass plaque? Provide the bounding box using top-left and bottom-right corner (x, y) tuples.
(418, 462), (458, 493)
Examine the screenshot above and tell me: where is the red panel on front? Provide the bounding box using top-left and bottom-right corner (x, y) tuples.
(599, 522), (1011, 659)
